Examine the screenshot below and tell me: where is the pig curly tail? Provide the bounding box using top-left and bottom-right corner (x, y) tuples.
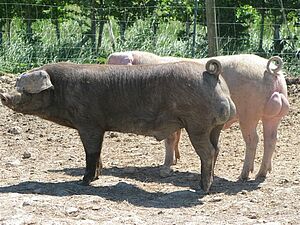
(205, 59), (222, 76)
(267, 56), (283, 75)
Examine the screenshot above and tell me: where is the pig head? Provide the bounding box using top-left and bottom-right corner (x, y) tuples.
(107, 51), (290, 181)
(0, 61), (235, 192)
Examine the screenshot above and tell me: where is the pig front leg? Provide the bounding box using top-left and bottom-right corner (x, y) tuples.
(187, 128), (218, 192)
(160, 130), (181, 177)
(78, 128), (105, 185)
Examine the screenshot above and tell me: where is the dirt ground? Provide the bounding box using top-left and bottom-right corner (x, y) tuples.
(0, 72), (299, 225)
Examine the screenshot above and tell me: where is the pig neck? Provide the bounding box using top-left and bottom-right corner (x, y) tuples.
(37, 90), (75, 129)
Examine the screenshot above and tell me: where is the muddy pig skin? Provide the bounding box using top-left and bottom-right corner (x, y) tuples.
(107, 51), (289, 180)
(0, 61), (236, 192)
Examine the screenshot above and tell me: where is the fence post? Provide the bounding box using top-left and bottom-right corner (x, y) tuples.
(191, 0), (198, 58)
(205, 0), (218, 56)
(108, 18), (116, 51)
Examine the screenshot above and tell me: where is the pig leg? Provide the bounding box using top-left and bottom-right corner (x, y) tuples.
(78, 129), (105, 185)
(256, 92), (289, 177)
(163, 130), (181, 166)
(210, 125), (223, 168)
(187, 129), (217, 192)
(256, 117), (281, 178)
(160, 130), (181, 177)
(174, 129), (181, 162)
(256, 92), (289, 178)
(239, 117), (260, 180)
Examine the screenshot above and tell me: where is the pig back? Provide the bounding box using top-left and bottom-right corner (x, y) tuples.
(42, 62), (231, 139)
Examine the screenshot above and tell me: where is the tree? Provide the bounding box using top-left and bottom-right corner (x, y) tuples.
(41, 0), (69, 43)
(247, 0), (299, 54)
(0, 2), (17, 46)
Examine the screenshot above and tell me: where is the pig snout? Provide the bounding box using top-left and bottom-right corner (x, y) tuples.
(0, 93), (9, 105)
(0, 92), (22, 110)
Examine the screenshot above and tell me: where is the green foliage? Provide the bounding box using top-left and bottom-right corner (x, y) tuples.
(101, 18), (207, 58)
(0, 1), (299, 76)
(0, 17), (96, 73)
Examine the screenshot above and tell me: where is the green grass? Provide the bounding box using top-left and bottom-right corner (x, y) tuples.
(0, 16), (299, 76)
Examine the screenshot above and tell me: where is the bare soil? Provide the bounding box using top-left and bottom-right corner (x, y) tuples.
(0, 73), (299, 225)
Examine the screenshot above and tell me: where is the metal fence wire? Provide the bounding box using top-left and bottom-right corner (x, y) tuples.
(0, 2), (299, 74)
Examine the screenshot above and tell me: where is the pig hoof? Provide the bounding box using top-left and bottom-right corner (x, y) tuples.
(255, 176), (266, 183)
(238, 170), (251, 181)
(238, 175), (250, 181)
(256, 165), (271, 179)
(159, 167), (173, 178)
(255, 171), (268, 180)
(80, 175), (97, 186)
(200, 181), (212, 193)
(79, 179), (91, 186)
(200, 175), (213, 193)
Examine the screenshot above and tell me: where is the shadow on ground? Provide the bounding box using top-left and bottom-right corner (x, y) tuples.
(0, 180), (203, 208)
(0, 166), (262, 208)
(48, 165), (263, 192)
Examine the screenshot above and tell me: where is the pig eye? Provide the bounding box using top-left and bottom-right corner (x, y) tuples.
(22, 90), (33, 96)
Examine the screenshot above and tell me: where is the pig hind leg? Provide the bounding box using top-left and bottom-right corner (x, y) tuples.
(257, 92), (289, 178)
(239, 117), (260, 180)
(186, 127), (218, 192)
(256, 117), (280, 178)
(174, 130), (181, 162)
(160, 130), (181, 177)
(78, 128), (105, 185)
(210, 125), (223, 169)
(163, 130), (181, 166)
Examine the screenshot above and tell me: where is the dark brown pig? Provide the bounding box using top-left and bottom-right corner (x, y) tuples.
(107, 51), (290, 180)
(0, 61), (236, 192)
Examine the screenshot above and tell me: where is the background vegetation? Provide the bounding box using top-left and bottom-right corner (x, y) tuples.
(0, 0), (299, 75)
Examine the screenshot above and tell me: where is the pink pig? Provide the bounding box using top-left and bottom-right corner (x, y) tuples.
(107, 51), (290, 180)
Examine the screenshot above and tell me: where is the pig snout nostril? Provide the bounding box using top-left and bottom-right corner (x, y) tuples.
(0, 93), (8, 103)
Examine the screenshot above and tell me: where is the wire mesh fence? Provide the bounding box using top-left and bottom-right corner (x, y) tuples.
(0, 2), (299, 75)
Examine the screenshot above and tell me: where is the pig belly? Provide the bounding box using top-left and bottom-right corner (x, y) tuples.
(109, 114), (182, 141)
(129, 123), (181, 141)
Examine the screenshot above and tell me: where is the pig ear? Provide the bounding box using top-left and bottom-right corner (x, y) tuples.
(15, 70), (54, 94)
(267, 56), (283, 75)
(205, 59), (222, 76)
